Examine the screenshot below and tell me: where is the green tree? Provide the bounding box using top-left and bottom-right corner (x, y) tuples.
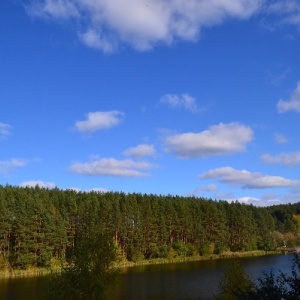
(47, 223), (119, 300)
(216, 260), (254, 300)
(216, 254), (300, 300)
(254, 254), (300, 299)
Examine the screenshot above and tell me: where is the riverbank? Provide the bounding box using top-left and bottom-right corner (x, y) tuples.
(0, 250), (282, 279)
(0, 267), (51, 279)
(114, 249), (283, 269)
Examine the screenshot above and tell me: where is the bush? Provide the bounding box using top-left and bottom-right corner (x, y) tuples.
(216, 260), (254, 300)
(215, 254), (300, 300)
(127, 246), (144, 262)
(199, 243), (213, 256)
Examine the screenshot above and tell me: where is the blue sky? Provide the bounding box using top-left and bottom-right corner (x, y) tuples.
(1, 0), (300, 206)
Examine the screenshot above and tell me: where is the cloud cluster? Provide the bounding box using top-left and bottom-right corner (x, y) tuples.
(20, 180), (56, 189)
(277, 82), (300, 113)
(0, 122), (12, 138)
(90, 187), (110, 193)
(262, 151), (300, 166)
(123, 144), (156, 158)
(200, 166), (300, 189)
(160, 94), (199, 113)
(234, 196), (282, 207)
(164, 122), (253, 158)
(0, 159), (28, 174)
(75, 111), (123, 133)
(27, 0), (262, 52)
(69, 158), (155, 177)
(268, 0), (300, 27)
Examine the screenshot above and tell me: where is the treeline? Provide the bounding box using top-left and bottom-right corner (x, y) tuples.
(0, 184), (300, 270)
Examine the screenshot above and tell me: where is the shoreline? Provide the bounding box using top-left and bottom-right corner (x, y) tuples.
(115, 250), (282, 269)
(0, 250), (282, 279)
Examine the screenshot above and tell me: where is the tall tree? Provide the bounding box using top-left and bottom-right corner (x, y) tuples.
(47, 222), (119, 300)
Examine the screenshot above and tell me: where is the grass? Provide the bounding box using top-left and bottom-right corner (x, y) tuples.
(0, 250), (282, 278)
(114, 249), (282, 269)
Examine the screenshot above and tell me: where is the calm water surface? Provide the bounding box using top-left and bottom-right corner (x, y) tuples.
(0, 254), (294, 300)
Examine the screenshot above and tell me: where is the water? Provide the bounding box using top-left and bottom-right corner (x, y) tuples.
(0, 254), (294, 300)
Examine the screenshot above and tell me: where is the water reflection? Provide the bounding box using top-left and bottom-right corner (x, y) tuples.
(0, 276), (48, 300)
(0, 254), (294, 300)
(113, 254), (294, 300)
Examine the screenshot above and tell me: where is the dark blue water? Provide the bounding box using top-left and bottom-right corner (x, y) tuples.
(0, 254), (294, 300)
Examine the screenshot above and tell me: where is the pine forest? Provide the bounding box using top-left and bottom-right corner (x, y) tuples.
(0, 185), (300, 270)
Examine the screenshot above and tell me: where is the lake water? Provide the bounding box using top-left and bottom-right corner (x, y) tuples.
(0, 253), (294, 300)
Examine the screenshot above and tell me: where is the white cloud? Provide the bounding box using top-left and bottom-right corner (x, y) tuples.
(26, 0), (262, 52)
(67, 187), (81, 192)
(0, 159), (28, 174)
(90, 187), (110, 193)
(187, 184), (218, 196)
(261, 151), (300, 166)
(75, 111), (123, 133)
(67, 187), (110, 193)
(0, 122), (12, 138)
(268, 0), (300, 27)
(123, 144), (156, 158)
(78, 29), (116, 53)
(200, 166), (300, 189)
(234, 196), (260, 204)
(234, 196), (281, 207)
(160, 94), (200, 112)
(274, 133), (288, 144)
(27, 0), (80, 19)
(206, 193), (286, 206)
(277, 82), (300, 113)
(20, 180), (56, 189)
(200, 184), (218, 192)
(69, 157), (155, 177)
(164, 122), (253, 158)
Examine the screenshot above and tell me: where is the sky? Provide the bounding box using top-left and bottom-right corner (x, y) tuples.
(1, 0), (300, 206)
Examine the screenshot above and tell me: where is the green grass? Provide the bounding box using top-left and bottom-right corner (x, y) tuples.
(0, 250), (282, 278)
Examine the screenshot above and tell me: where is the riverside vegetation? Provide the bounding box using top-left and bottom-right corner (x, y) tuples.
(1, 184), (300, 276)
(216, 254), (300, 299)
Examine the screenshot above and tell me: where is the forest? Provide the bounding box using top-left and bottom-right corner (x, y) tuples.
(0, 184), (300, 270)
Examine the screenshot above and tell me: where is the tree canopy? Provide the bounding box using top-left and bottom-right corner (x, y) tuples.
(0, 184), (300, 271)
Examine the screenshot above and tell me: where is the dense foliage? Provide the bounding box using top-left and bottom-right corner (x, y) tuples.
(46, 222), (118, 300)
(0, 184), (300, 270)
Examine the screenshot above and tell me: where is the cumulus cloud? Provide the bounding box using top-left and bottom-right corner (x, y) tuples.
(20, 180), (56, 189)
(26, 0), (262, 51)
(234, 196), (260, 204)
(78, 29), (116, 53)
(0, 122), (12, 138)
(200, 166), (300, 189)
(69, 157), (155, 177)
(0, 159), (28, 174)
(274, 133), (288, 144)
(160, 94), (200, 112)
(277, 82), (300, 113)
(123, 144), (156, 158)
(75, 111), (123, 133)
(234, 196), (281, 207)
(164, 122), (253, 158)
(261, 151), (300, 166)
